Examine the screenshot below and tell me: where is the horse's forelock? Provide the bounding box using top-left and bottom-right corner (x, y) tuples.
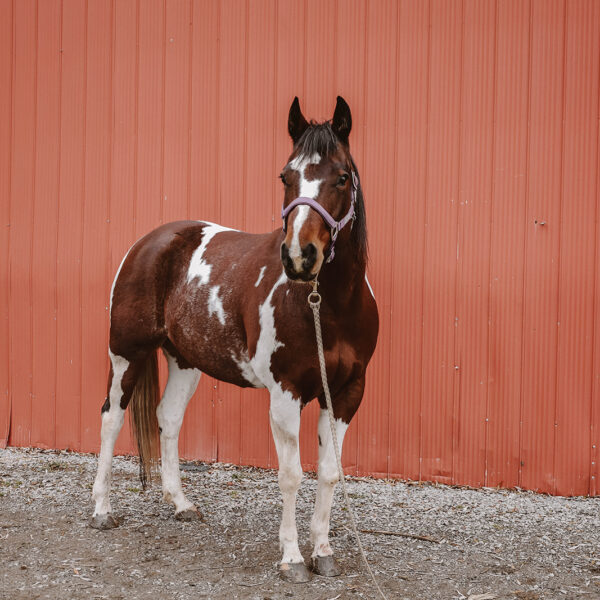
(295, 121), (338, 158)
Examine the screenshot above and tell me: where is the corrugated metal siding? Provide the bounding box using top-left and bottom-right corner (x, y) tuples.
(1, 0), (599, 495)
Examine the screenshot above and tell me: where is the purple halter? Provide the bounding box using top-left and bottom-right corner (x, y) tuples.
(281, 172), (358, 263)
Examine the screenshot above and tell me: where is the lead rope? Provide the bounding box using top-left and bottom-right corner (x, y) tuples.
(308, 280), (388, 600)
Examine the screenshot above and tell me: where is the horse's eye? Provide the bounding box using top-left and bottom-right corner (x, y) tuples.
(337, 174), (349, 186)
(280, 173), (290, 187)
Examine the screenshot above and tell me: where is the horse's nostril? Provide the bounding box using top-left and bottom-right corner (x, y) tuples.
(302, 243), (317, 270)
(281, 243), (293, 270)
(303, 243), (317, 259)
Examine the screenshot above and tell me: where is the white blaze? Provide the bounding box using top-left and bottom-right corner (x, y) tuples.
(287, 153), (323, 264)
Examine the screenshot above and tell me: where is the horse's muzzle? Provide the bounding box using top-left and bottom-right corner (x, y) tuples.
(281, 242), (318, 281)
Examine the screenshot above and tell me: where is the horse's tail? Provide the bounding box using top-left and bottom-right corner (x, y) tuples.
(129, 351), (160, 489)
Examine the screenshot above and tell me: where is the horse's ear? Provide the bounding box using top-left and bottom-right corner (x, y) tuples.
(288, 97), (309, 144)
(332, 96), (352, 144)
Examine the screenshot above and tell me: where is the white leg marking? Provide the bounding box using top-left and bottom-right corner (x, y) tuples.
(157, 350), (201, 513)
(92, 350), (130, 516)
(207, 285), (226, 325)
(270, 390), (304, 564)
(187, 222), (236, 286)
(310, 410), (349, 558)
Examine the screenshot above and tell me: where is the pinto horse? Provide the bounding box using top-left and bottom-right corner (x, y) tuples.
(91, 96), (379, 582)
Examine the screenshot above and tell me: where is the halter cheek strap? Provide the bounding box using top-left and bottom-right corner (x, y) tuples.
(281, 171), (358, 263)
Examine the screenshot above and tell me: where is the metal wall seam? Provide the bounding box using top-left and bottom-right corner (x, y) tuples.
(0, 0), (14, 447)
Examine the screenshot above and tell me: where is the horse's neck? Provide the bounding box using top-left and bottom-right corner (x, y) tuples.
(318, 251), (366, 308)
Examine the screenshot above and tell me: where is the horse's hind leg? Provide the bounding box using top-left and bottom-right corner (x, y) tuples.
(157, 348), (201, 520)
(91, 349), (148, 529)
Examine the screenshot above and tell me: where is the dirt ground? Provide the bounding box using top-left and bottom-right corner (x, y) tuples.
(0, 447), (598, 600)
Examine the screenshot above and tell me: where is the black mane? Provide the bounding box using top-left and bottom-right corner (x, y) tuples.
(295, 122), (369, 268)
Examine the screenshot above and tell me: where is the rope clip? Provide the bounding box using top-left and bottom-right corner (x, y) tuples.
(308, 279), (321, 308)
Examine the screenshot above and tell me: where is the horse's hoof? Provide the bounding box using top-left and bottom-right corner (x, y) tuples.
(279, 562), (311, 583)
(310, 555), (342, 577)
(90, 513), (119, 530)
(175, 508), (203, 522)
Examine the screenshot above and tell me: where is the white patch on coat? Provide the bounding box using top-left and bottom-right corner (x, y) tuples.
(250, 270), (287, 386)
(208, 285), (226, 325)
(310, 411), (349, 557)
(157, 350), (201, 513)
(365, 274), (375, 299)
(287, 153), (323, 265)
(254, 265), (266, 287)
(232, 350), (264, 388)
(187, 222), (235, 286)
(92, 350), (130, 516)
(109, 247), (133, 317)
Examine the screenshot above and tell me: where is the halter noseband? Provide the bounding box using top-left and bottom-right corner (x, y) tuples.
(281, 171), (358, 263)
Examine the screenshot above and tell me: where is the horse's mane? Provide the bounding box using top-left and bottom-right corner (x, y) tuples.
(295, 122), (369, 268)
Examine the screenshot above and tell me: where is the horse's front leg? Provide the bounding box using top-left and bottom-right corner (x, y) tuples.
(310, 377), (364, 576)
(269, 389), (310, 582)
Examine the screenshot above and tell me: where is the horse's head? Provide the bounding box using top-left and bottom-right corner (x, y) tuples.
(280, 96), (359, 282)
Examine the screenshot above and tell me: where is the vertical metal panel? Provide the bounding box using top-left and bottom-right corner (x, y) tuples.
(388, 0), (429, 481)
(55, 0), (87, 451)
(2, 0), (599, 495)
(520, 0), (565, 492)
(32, 0), (61, 449)
(0, 0), (14, 447)
(487, 0), (530, 489)
(9, 0), (36, 447)
(420, 0), (462, 484)
(554, 0), (600, 496)
(453, 0), (496, 487)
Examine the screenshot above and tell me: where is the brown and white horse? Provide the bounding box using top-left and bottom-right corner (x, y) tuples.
(91, 96), (379, 582)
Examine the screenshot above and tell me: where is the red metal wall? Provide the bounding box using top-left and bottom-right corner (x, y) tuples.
(1, 0), (599, 496)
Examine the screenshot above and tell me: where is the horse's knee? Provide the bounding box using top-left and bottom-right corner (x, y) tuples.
(278, 463), (302, 494)
(318, 461), (339, 487)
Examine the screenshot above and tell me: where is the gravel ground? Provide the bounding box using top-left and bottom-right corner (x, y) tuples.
(0, 447), (598, 600)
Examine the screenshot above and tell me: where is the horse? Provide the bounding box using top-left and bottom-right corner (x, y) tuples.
(90, 96), (379, 583)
